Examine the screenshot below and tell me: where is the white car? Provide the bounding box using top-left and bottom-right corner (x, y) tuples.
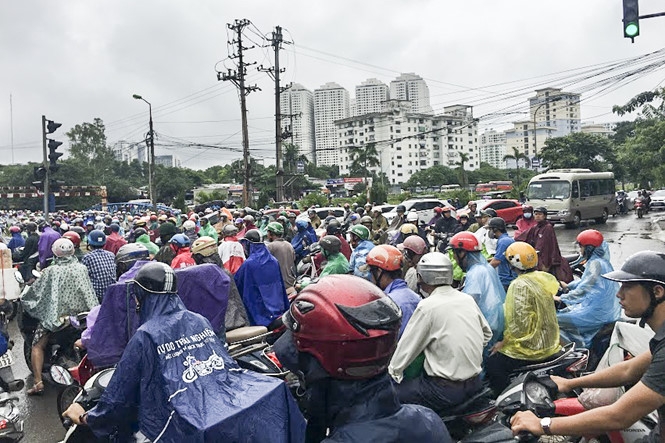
(384, 198), (456, 225)
(650, 190), (665, 211)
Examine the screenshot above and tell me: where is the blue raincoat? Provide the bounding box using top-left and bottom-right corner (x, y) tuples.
(461, 251), (506, 352)
(384, 279), (420, 337)
(86, 288), (306, 442)
(7, 232), (24, 253)
(557, 241), (621, 347)
(234, 242), (289, 326)
(350, 240), (375, 281)
(291, 226), (318, 262)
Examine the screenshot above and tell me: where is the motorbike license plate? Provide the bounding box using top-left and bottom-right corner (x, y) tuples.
(0, 351), (14, 369)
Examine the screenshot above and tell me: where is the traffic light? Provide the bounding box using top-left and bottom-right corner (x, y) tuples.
(48, 139), (63, 172)
(33, 166), (47, 181)
(623, 0), (640, 42)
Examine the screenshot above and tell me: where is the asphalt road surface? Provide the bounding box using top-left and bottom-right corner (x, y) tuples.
(12, 209), (665, 443)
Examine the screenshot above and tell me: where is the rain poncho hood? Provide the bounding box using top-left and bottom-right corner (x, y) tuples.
(22, 256), (99, 331)
(319, 252), (350, 278)
(7, 232), (24, 253)
(135, 234), (159, 256)
(350, 240), (374, 280)
(500, 270), (561, 360)
(87, 289), (306, 442)
(234, 242), (289, 326)
(174, 264), (229, 334)
(37, 226), (61, 268)
(462, 251), (506, 351)
(291, 226), (317, 261)
(557, 241), (621, 347)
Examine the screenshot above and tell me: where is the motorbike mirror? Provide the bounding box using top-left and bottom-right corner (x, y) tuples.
(50, 365), (75, 386)
(13, 271), (23, 285)
(31, 270), (41, 279)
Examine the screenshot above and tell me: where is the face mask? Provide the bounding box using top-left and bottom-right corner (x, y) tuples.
(524, 213), (533, 219)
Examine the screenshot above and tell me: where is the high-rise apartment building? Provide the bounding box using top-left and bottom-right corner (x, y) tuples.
(280, 83), (316, 163)
(390, 73), (432, 114)
(480, 130), (508, 169)
(354, 78), (389, 116)
(314, 82), (350, 166)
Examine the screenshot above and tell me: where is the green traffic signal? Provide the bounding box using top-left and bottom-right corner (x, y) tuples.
(625, 22), (639, 37)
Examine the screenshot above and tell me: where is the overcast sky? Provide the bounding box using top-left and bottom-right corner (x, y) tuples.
(2, 0), (665, 170)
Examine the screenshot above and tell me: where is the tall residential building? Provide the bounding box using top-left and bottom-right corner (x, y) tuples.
(480, 130), (507, 169)
(314, 82), (350, 166)
(111, 141), (147, 164)
(390, 73), (432, 114)
(335, 100), (478, 185)
(155, 154), (181, 168)
(280, 83), (316, 163)
(504, 120), (557, 166)
(354, 78), (389, 116)
(581, 122), (615, 138)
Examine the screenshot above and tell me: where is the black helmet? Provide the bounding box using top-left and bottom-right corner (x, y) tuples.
(25, 222), (37, 232)
(487, 217), (506, 232)
(483, 208), (498, 218)
(396, 205), (406, 213)
(133, 227), (148, 238)
(244, 229), (262, 243)
(326, 219), (342, 235)
(133, 262), (177, 294)
(320, 235), (342, 255)
(533, 206), (548, 215)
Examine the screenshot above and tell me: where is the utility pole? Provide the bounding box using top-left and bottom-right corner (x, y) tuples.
(259, 25), (290, 203)
(218, 19), (260, 207)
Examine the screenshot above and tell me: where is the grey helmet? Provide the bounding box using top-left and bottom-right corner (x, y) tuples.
(417, 252), (453, 286)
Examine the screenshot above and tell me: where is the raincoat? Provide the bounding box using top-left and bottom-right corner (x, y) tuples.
(103, 231), (127, 255)
(291, 226), (318, 262)
(174, 264), (230, 334)
(7, 232), (24, 253)
(37, 226), (61, 268)
(461, 251), (506, 352)
(384, 279), (420, 337)
(22, 256), (99, 331)
(350, 240), (374, 280)
(500, 271), (561, 360)
(218, 238), (245, 274)
(234, 242), (289, 326)
(86, 286), (306, 442)
(135, 234), (159, 256)
(171, 248), (196, 269)
(318, 252), (350, 278)
(557, 242), (621, 347)
(199, 223), (218, 243)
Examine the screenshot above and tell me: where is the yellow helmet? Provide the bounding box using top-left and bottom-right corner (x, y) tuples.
(399, 223), (418, 235)
(506, 242), (538, 271)
(191, 236), (218, 257)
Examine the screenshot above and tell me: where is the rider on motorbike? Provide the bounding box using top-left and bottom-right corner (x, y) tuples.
(557, 229), (621, 348)
(17, 222), (39, 282)
(316, 235), (350, 278)
(511, 251), (665, 442)
(399, 235), (428, 293)
(169, 233), (196, 269)
(63, 262), (306, 441)
(348, 225), (375, 281)
(292, 218), (318, 263)
(81, 230), (117, 302)
(273, 274), (451, 442)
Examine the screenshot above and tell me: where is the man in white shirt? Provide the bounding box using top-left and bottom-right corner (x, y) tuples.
(389, 252), (492, 413)
(473, 209), (498, 257)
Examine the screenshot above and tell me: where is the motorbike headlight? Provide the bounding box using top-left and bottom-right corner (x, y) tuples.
(524, 382), (550, 405)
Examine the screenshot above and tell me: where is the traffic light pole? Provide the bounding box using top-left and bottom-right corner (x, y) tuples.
(41, 115), (49, 215)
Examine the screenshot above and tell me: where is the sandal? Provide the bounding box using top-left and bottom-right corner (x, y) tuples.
(27, 381), (44, 396)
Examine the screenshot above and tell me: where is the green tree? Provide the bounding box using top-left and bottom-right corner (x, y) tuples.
(540, 132), (615, 171)
(455, 152), (471, 188)
(404, 165), (458, 189)
(613, 88), (665, 120)
(349, 143), (380, 179)
(503, 147), (530, 188)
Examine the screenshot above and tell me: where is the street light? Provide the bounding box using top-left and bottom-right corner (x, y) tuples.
(532, 96), (562, 170)
(132, 94), (156, 209)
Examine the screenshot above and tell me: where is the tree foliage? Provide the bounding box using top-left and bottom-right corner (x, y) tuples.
(540, 132), (615, 171)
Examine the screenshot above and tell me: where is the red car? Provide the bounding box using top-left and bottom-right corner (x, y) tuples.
(457, 199), (524, 225)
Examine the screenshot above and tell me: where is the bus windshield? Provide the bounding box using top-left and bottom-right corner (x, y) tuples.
(528, 180), (571, 200)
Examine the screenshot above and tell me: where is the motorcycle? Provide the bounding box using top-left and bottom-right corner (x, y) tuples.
(616, 194), (627, 215)
(52, 355), (98, 428)
(634, 197), (647, 219)
(439, 387), (497, 440)
(563, 253), (586, 279)
(294, 242), (321, 290)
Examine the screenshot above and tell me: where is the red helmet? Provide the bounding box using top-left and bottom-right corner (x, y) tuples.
(62, 231), (81, 248)
(400, 235), (428, 255)
(434, 207), (443, 214)
(577, 229), (603, 248)
(449, 232), (481, 252)
(284, 275), (401, 380)
(365, 245), (403, 271)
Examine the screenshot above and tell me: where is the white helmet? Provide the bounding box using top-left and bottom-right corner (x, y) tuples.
(52, 238), (75, 258)
(417, 252), (453, 286)
(406, 211), (419, 222)
(182, 220), (196, 231)
(60, 222), (69, 231)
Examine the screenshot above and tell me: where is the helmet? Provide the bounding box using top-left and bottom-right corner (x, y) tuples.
(51, 238), (75, 258)
(603, 251), (665, 285)
(266, 222), (284, 236)
(319, 235), (342, 255)
(365, 245), (403, 271)
(400, 235), (428, 255)
(182, 220), (196, 231)
(150, 215), (158, 221)
(191, 236), (218, 257)
(533, 207), (547, 215)
(449, 232), (481, 252)
(169, 233), (190, 248)
(487, 217), (506, 231)
(243, 215), (255, 224)
(133, 262), (177, 294)
(326, 219), (341, 235)
(360, 216), (373, 225)
(417, 252), (453, 286)
(88, 230), (107, 247)
(349, 225), (370, 241)
(396, 205), (406, 213)
(62, 231), (81, 248)
(133, 227), (148, 238)
(577, 229), (603, 248)
(522, 205), (534, 212)
(9, 226), (20, 234)
(134, 219), (147, 227)
(406, 211), (419, 222)
(60, 222), (69, 231)
(282, 275), (401, 380)
(116, 243), (150, 265)
(222, 224), (239, 237)
(505, 242), (538, 271)
(433, 207), (443, 214)
(25, 222), (37, 232)
(480, 208), (497, 218)
(244, 229), (262, 243)
(109, 224), (121, 233)
(399, 224), (418, 235)
(159, 222), (176, 237)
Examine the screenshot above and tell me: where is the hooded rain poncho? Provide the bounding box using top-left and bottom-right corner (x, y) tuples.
(350, 240), (374, 281)
(135, 234), (159, 256)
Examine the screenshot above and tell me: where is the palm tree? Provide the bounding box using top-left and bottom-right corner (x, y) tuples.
(350, 143), (380, 181)
(455, 152), (470, 188)
(503, 147), (531, 189)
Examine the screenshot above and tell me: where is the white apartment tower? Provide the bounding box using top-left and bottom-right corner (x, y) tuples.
(390, 73), (432, 114)
(480, 130), (508, 169)
(280, 83), (316, 163)
(314, 82), (350, 166)
(354, 78), (389, 116)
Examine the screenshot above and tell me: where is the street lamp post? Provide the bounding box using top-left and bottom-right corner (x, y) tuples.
(532, 96), (562, 170)
(132, 94), (156, 209)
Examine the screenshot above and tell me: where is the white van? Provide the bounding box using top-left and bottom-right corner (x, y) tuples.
(527, 169), (616, 228)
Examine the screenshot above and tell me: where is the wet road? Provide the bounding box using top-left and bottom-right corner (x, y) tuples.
(12, 210), (665, 442)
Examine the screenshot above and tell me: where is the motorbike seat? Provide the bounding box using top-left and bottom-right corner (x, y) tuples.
(440, 386), (496, 418)
(226, 326), (268, 345)
(509, 342), (587, 376)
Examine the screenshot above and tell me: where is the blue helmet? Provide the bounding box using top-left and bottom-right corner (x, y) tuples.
(88, 230), (107, 247)
(295, 219), (309, 231)
(169, 233), (190, 248)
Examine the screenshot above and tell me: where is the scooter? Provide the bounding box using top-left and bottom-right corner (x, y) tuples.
(0, 310), (26, 443)
(634, 197), (647, 219)
(52, 355), (98, 428)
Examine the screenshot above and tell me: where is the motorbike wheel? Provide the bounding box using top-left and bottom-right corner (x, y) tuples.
(57, 385), (81, 427)
(23, 338), (32, 372)
(637, 208), (644, 218)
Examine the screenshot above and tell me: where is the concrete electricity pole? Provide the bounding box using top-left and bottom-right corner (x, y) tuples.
(218, 19), (260, 207)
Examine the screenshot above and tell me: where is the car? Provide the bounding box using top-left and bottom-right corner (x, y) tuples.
(312, 207), (346, 223)
(457, 199), (524, 225)
(372, 204), (395, 214)
(262, 208), (301, 218)
(384, 198), (455, 225)
(650, 189), (665, 210)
